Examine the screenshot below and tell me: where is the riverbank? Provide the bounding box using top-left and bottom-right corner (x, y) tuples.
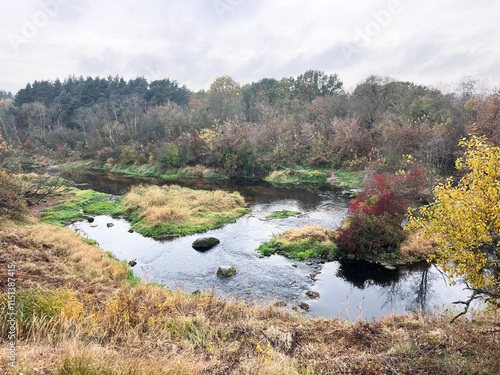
(1, 216), (499, 374)
(257, 222), (434, 267)
(59, 160), (364, 191)
(40, 184), (250, 237)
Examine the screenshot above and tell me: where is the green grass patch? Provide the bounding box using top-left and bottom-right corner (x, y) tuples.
(266, 210), (300, 219)
(40, 188), (112, 226)
(257, 225), (339, 260)
(265, 168), (328, 184)
(333, 168), (363, 189)
(111, 164), (161, 177)
(83, 201), (121, 216)
(257, 240), (338, 260)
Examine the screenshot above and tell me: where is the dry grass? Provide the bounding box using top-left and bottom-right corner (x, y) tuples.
(399, 231), (438, 261)
(279, 224), (337, 244)
(0, 220), (128, 291)
(1, 218), (500, 374)
(178, 165), (213, 178)
(120, 184), (249, 235)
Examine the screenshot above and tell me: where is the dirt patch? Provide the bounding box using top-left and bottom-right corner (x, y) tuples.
(27, 197), (64, 220)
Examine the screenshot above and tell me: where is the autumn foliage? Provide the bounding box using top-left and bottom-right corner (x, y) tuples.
(337, 163), (428, 259)
(408, 136), (500, 313)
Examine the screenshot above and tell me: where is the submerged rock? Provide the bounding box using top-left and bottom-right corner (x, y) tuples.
(293, 302), (310, 311)
(192, 237), (220, 251)
(216, 265), (236, 277)
(305, 291), (320, 299)
(106, 223), (114, 228)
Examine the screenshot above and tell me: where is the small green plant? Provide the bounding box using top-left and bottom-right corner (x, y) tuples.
(257, 225), (339, 260)
(266, 209), (300, 219)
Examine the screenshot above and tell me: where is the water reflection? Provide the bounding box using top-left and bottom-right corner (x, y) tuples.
(336, 260), (400, 288)
(309, 261), (470, 319)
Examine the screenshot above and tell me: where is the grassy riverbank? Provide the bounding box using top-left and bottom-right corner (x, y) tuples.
(257, 224), (435, 265)
(40, 184), (250, 237)
(257, 225), (339, 260)
(1, 217), (500, 374)
(62, 160), (223, 179)
(265, 167), (363, 190)
(39, 187), (112, 225)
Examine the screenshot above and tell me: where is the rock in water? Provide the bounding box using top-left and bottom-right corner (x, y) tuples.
(47, 165), (60, 175)
(298, 302), (310, 311)
(192, 237), (220, 251)
(216, 265), (236, 277)
(305, 291), (320, 299)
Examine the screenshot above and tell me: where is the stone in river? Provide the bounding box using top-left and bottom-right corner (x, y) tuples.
(216, 265), (236, 277)
(192, 237), (220, 251)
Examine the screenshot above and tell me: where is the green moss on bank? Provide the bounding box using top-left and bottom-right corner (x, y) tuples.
(257, 225), (339, 260)
(265, 168), (328, 184)
(40, 188), (111, 225)
(333, 168), (363, 189)
(266, 209), (300, 219)
(83, 201), (121, 216)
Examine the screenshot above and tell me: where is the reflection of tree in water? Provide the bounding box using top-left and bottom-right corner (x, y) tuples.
(336, 260), (400, 289)
(338, 260), (451, 314)
(381, 263), (449, 314)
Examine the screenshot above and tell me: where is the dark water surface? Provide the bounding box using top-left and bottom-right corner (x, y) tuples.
(65, 171), (472, 320)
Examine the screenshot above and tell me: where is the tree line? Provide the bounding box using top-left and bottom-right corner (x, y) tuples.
(0, 71), (498, 179)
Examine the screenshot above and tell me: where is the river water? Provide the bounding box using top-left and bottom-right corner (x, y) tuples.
(65, 171), (472, 320)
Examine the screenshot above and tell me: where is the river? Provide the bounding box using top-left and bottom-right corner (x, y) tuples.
(64, 170), (472, 320)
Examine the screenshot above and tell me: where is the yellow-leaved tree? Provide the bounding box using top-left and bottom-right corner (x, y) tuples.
(408, 136), (500, 321)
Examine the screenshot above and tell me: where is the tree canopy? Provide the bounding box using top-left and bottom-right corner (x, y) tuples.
(408, 136), (500, 319)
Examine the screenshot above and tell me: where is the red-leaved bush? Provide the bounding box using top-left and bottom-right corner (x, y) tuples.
(337, 163), (428, 259)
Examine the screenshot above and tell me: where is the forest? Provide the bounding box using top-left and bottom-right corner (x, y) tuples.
(1, 70), (497, 181)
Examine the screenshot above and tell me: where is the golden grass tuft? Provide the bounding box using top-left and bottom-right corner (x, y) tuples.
(279, 224), (337, 244)
(399, 231), (438, 260)
(26, 223), (128, 282)
(119, 184), (249, 235)
(0, 219), (128, 292)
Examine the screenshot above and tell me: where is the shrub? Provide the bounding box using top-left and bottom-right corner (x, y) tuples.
(336, 212), (405, 259)
(161, 142), (181, 168)
(120, 145), (138, 165)
(0, 169), (27, 217)
(337, 163), (428, 260)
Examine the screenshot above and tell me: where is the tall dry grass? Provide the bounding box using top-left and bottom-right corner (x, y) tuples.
(279, 224), (337, 244)
(1, 218), (500, 374)
(399, 231), (438, 261)
(120, 184), (248, 233)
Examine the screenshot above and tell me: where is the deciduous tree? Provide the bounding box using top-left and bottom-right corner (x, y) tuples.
(408, 136), (500, 320)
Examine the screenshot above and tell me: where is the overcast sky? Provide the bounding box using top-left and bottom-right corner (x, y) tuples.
(1, 0), (499, 94)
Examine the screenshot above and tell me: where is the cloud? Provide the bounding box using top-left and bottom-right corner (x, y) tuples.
(1, 0), (499, 93)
